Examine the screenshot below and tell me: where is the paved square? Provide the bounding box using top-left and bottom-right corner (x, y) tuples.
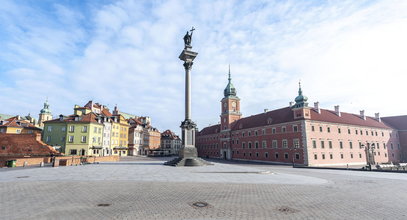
(1, 156), (406, 219)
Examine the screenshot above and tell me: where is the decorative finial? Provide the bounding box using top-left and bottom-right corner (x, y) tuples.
(228, 64), (231, 81)
(298, 80), (303, 95)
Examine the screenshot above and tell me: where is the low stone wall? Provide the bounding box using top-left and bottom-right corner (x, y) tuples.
(0, 157), (50, 167)
(85, 155), (120, 163)
(0, 155), (120, 167)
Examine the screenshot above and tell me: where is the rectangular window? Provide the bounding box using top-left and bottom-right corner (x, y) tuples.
(330, 154), (333, 159)
(70, 149), (77, 155)
(348, 129), (351, 134)
(82, 126), (87, 132)
(262, 141), (267, 148)
(327, 127), (331, 133)
(321, 141), (325, 149)
(322, 154), (325, 160)
(339, 141), (343, 149)
(282, 140), (288, 148)
(94, 127), (97, 133)
(312, 126), (315, 131)
(349, 142), (353, 149)
(262, 129), (265, 135)
(350, 153), (354, 159)
(242, 142), (245, 149)
(275, 153), (279, 159)
(329, 141), (333, 149)
(356, 130), (358, 135)
(293, 125), (298, 132)
(391, 143), (393, 149)
(284, 153), (289, 159)
(272, 128), (276, 134)
(312, 140), (317, 148)
(272, 140), (278, 148)
(68, 136), (74, 143)
(314, 154), (318, 160)
(366, 130), (368, 135)
(293, 139), (300, 148)
(81, 136), (86, 143)
(341, 154), (344, 159)
(338, 128), (341, 133)
(320, 127), (323, 132)
(295, 153), (300, 160)
(47, 126), (52, 132)
(255, 142), (259, 149)
(69, 125), (75, 132)
(282, 127), (286, 133)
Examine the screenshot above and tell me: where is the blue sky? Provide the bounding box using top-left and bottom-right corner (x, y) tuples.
(1, 0), (407, 134)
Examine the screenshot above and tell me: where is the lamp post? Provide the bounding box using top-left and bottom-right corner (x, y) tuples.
(363, 142), (375, 171)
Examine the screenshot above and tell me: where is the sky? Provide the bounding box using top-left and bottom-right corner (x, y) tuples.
(1, 0), (407, 134)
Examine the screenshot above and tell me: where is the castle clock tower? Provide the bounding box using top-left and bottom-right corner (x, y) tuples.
(219, 66), (241, 160)
(220, 66), (241, 130)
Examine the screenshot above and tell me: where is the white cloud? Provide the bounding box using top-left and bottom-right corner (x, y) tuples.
(1, 0), (407, 134)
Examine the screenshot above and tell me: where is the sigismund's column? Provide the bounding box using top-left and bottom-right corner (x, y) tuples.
(165, 28), (211, 167)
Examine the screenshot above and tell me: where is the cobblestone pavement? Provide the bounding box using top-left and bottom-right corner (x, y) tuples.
(1, 156), (406, 220)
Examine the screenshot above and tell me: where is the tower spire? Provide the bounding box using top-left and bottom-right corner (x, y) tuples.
(224, 65), (236, 97)
(228, 64), (231, 82)
(298, 80), (303, 96)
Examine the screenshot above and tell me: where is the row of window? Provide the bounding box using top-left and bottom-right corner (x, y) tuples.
(311, 140), (399, 150)
(312, 152), (394, 160)
(47, 125), (127, 134)
(311, 125), (392, 137)
(234, 151), (301, 160)
(239, 139), (300, 149)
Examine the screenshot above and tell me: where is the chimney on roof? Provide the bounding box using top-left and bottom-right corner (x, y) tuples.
(360, 110), (366, 120)
(314, 102), (321, 114)
(35, 132), (42, 141)
(334, 105), (341, 117)
(375, 113), (381, 122)
(59, 114), (63, 121)
(264, 109), (268, 113)
(289, 102), (294, 107)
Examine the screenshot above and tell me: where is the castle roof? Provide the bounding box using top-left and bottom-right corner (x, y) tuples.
(381, 115), (407, 130)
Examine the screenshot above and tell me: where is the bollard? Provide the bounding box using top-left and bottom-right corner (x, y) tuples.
(23, 161), (28, 167)
(40, 162), (44, 167)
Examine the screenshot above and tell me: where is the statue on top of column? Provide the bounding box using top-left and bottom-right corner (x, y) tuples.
(183, 27), (195, 47)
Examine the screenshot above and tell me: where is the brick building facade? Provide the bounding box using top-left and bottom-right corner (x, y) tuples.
(196, 72), (403, 166)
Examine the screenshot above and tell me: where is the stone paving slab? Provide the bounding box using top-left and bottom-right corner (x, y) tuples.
(1, 157), (407, 220)
(0, 160), (328, 185)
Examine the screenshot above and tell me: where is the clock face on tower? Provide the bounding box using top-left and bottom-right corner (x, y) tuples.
(232, 102), (236, 107)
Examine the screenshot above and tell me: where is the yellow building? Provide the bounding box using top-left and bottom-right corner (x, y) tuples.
(111, 114), (129, 156)
(0, 116), (42, 134)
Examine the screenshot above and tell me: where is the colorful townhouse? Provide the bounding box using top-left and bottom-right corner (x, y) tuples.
(43, 112), (104, 156)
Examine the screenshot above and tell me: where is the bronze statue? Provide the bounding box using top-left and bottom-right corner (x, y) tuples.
(183, 27), (195, 47)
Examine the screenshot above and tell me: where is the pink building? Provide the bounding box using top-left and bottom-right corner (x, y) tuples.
(196, 73), (403, 166)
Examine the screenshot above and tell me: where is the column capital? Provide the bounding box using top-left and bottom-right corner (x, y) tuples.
(183, 61), (193, 70)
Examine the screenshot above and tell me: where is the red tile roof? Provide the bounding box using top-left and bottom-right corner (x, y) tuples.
(0, 116), (41, 130)
(199, 124), (221, 135)
(382, 115), (407, 130)
(310, 109), (391, 129)
(0, 133), (60, 156)
(198, 106), (393, 136)
(231, 107), (295, 131)
(45, 113), (100, 123)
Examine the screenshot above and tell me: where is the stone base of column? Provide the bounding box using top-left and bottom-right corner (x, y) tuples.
(164, 146), (212, 166)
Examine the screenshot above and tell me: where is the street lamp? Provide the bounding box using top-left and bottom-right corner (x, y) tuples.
(362, 142), (376, 171)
